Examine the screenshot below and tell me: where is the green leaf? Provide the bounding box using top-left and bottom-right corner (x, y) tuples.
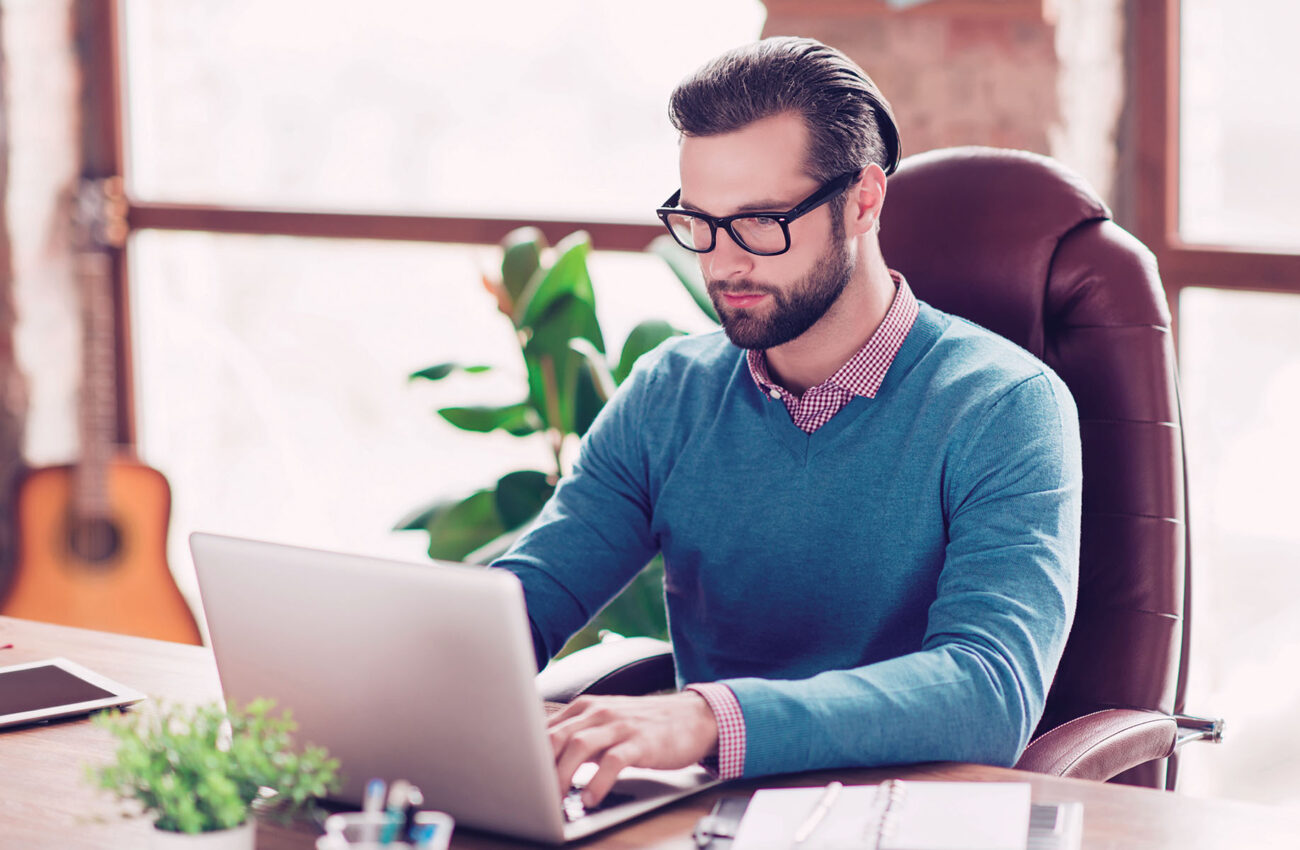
(595, 556), (668, 639)
(494, 470), (556, 530)
(648, 234), (718, 323)
(87, 699), (338, 833)
(464, 527), (526, 566)
(614, 319), (685, 384)
(555, 557), (668, 657)
(501, 227), (546, 303)
(524, 350), (562, 433)
(568, 337), (618, 403)
(523, 294), (604, 432)
(572, 362), (605, 437)
(515, 231), (595, 329)
(437, 402), (540, 436)
(393, 497), (454, 531)
(409, 362), (491, 382)
(423, 489), (506, 562)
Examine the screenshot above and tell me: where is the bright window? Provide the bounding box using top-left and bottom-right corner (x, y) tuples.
(121, 1), (759, 602)
(1177, 287), (1300, 808)
(123, 0), (766, 219)
(130, 232), (716, 603)
(1179, 0), (1300, 249)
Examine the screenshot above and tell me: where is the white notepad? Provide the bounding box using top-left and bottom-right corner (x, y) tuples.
(731, 781), (1032, 850)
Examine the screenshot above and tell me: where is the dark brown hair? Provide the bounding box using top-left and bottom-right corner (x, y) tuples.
(668, 37), (901, 182)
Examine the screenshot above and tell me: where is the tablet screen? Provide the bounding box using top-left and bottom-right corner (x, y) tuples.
(0, 664), (117, 715)
(0, 658), (144, 728)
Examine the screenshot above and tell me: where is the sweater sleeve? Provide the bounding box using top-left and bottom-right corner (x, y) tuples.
(720, 373), (1082, 777)
(490, 354), (664, 669)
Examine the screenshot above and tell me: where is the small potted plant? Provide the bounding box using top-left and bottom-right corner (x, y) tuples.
(88, 697), (340, 848)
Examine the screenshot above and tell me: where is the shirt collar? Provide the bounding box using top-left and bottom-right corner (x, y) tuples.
(746, 270), (919, 400)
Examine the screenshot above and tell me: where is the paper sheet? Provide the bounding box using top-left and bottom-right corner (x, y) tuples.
(730, 781), (1032, 850)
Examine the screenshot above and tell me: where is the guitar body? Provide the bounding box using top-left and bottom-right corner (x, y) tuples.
(4, 457), (202, 645)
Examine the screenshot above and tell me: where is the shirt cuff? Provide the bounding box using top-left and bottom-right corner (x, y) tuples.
(685, 682), (746, 780)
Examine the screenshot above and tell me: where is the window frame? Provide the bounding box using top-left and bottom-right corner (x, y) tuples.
(1132, 0), (1300, 334)
(91, 0), (1300, 445)
(88, 0), (663, 448)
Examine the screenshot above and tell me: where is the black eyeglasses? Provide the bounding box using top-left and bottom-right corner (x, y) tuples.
(656, 169), (861, 257)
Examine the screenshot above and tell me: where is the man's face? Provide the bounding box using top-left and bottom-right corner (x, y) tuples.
(677, 112), (855, 350)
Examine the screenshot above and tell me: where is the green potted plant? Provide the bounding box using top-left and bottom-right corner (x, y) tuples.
(88, 698), (340, 848)
(398, 227), (714, 653)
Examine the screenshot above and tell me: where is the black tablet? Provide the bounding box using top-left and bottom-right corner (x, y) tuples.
(0, 657), (145, 728)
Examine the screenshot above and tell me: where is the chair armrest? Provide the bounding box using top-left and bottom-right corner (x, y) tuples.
(1175, 713), (1225, 745)
(1014, 709), (1177, 782)
(535, 636), (675, 703)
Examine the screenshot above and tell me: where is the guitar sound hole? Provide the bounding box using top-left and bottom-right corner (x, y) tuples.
(67, 518), (122, 564)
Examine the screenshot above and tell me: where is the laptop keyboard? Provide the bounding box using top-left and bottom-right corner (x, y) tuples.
(545, 703), (637, 822)
(562, 787), (636, 822)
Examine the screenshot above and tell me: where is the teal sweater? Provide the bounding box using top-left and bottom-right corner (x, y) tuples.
(494, 303), (1081, 777)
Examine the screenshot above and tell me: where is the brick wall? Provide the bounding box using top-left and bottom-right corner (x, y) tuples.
(761, 0), (1126, 210)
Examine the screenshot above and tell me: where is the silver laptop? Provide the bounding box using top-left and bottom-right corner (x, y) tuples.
(189, 532), (717, 843)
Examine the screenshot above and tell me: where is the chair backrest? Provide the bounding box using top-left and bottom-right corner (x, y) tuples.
(878, 147), (1190, 788)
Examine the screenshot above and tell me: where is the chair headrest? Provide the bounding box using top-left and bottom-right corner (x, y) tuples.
(879, 147), (1112, 354)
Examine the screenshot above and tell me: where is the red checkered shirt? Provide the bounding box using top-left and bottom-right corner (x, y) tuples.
(684, 273), (919, 780)
(748, 272), (919, 434)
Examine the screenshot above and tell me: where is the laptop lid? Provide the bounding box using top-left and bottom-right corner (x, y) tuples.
(189, 532), (714, 844)
(191, 532), (573, 842)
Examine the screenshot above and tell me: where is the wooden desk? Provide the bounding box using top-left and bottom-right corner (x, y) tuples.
(2, 615), (1297, 849)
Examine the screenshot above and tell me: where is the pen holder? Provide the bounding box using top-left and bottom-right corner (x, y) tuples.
(315, 810), (454, 850)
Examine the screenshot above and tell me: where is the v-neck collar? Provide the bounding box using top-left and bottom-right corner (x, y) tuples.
(751, 303), (947, 463)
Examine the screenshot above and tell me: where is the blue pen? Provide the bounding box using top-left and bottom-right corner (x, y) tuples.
(411, 823), (436, 849)
(402, 786), (425, 843)
(409, 812), (454, 850)
(362, 778), (387, 843)
(380, 780), (412, 845)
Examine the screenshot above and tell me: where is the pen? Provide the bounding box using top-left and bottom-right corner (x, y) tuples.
(403, 785), (425, 843)
(411, 813), (452, 850)
(410, 823), (435, 848)
(792, 780), (842, 845)
(362, 778), (386, 843)
(380, 780), (412, 845)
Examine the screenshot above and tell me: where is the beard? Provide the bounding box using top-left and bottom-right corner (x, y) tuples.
(707, 225), (855, 351)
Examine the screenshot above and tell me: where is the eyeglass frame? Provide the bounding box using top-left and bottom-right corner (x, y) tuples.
(655, 168), (863, 257)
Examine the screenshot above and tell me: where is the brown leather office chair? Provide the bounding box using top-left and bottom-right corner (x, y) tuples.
(536, 147), (1223, 790)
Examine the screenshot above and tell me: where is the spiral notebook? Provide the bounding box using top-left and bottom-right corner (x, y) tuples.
(696, 781), (1082, 850)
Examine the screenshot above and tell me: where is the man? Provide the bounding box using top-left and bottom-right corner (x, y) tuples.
(492, 36), (1081, 808)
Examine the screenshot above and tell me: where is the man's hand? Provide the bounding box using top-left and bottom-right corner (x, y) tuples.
(547, 692), (719, 808)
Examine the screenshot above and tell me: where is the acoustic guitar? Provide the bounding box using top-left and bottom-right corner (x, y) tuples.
(1, 178), (201, 644)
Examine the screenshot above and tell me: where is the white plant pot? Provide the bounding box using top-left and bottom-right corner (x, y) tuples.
(150, 820), (255, 850)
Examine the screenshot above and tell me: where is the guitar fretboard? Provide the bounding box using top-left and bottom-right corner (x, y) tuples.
(72, 180), (127, 522)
